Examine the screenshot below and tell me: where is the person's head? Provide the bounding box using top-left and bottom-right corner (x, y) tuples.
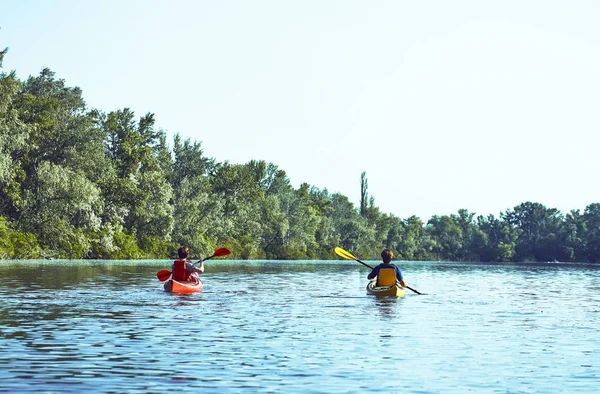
(381, 248), (393, 264)
(178, 246), (189, 259)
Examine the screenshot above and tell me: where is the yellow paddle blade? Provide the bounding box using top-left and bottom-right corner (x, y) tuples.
(334, 246), (357, 261)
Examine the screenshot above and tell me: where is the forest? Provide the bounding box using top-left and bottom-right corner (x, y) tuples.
(1, 47), (599, 262)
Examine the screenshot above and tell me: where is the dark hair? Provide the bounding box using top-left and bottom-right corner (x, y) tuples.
(178, 246), (189, 259)
(381, 248), (393, 263)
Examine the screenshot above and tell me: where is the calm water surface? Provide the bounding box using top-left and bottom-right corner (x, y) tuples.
(0, 259), (598, 393)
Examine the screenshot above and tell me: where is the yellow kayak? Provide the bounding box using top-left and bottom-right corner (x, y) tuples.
(366, 281), (405, 298)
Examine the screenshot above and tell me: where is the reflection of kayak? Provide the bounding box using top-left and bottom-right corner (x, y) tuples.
(164, 279), (203, 294)
(366, 281), (405, 298)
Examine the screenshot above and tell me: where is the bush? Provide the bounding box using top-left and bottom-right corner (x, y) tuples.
(111, 231), (142, 259)
(0, 216), (41, 259)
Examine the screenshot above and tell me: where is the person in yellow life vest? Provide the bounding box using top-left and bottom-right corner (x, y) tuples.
(172, 246), (204, 284)
(367, 248), (407, 287)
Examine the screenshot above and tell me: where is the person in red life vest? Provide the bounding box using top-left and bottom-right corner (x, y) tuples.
(172, 246), (204, 283)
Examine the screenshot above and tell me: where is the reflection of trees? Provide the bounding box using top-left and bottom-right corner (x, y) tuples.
(0, 263), (145, 347)
(1, 263), (146, 289)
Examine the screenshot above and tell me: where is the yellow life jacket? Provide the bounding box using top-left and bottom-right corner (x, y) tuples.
(377, 267), (397, 286)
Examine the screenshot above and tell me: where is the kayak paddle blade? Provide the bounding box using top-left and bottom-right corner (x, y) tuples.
(213, 247), (231, 257)
(156, 270), (172, 282)
(334, 246), (357, 261)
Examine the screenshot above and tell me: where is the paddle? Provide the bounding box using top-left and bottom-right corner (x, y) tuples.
(156, 247), (232, 282)
(334, 246), (425, 295)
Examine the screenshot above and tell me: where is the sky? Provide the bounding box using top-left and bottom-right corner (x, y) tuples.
(2, 0), (600, 221)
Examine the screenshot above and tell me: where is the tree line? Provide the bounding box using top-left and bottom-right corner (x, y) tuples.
(1, 48), (599, 262)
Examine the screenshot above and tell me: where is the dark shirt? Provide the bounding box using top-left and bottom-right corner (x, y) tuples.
(367, 263), (403, 281)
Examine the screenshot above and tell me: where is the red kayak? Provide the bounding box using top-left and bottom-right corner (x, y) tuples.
(163, 279), (203, 294)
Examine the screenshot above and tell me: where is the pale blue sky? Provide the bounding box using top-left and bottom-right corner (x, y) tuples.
(2, 0), (599, 220)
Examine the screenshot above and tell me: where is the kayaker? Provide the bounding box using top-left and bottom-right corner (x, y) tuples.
(367, 248), (407, 287)
(172, 246), (204, 283)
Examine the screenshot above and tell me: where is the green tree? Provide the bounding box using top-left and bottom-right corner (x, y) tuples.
(247, 160), (291, 197)
(331, 193), (375, 258)
(0, 215), (40, 259)
(277, 184), (320, 259)
(582, 203), (600, 262)
(472, 214), (517, 261)
(0, 50), (29, 218)
(172, 176), (224, 256)
(307, 186), (339, 258)
(360, 171), (368, 216)
(561, 209), (585, 262)
(210, 162), (263, 258)
(171, 134), (215, 189)
(393, 215), (432, 260)
(99, 108), (174, 255)
(10, 68), (106, 257)
(503, 202), (565, 261)
(450, 209), (477, 260)
(21, 161), (102, 257)
(426, 215), (463, 261)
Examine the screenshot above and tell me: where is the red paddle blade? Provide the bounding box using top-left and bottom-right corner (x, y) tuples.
(213, 248), (231, 257)
(156, 270), (172, 281)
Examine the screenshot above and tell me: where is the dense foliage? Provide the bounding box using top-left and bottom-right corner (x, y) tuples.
(1, 49), (599, 262)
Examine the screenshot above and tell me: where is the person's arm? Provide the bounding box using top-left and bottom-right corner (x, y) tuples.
(194, 259), (205, 274)
(185, 260), (203, 275)
(367, 266), (378, 279)
(395, 266), (405, 287)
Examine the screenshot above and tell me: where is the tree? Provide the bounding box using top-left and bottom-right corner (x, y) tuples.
(171, 134), (215, 190)
(307, 186), (339, 257)
(0, 53), (30, 218)
(393, 215), (432, 260)
(473, 214), (517, 262)
(360, 171), (368, 216)
(21, 162), (102, 257)
(9, 68), (108, 257)
(503, 202), (565, 261)
(450, 209), (476, 260)
(0, 215), (40, 259)
(257, 195), (289, 258)
(562, 209), (586, 262)
(277, 184), (320, 258)
(101, 109), (163, 176)
(247, 160), (291, 197)
(426, 215), (463, 261)
(210, 162), (263, 258)
(330, 193), (375, 257)
(582, 203), (600, 262)
(171, 176), (224, 256)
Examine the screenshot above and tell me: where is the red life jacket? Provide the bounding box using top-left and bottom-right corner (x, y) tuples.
(172, 260), (190, 281)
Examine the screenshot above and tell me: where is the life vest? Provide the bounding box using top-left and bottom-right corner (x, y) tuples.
(172, 260), (191, 281)
(377, 267), (397, 287)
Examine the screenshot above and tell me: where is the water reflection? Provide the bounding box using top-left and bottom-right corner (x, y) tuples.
(371, 297), (401, 320)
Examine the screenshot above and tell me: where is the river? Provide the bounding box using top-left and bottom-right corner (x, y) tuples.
(0, 259), (598, 393)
